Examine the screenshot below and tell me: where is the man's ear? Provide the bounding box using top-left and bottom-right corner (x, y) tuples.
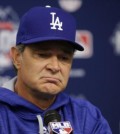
(10, 47), (22, 70)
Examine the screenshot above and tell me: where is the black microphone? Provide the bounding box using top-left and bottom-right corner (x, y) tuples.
(44, 110), (73, 134)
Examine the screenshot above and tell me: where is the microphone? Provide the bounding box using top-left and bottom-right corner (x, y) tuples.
(44, 110), (73, 134)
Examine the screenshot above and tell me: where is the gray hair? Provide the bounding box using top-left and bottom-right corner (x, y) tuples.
(13, 44), (26, 73)
(16, 44), (26, 53)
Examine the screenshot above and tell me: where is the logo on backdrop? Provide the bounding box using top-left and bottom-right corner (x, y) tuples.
(58, 0), (83, 12)
(0, 6), (19, 71)
(50, 12), (63, 31)
(70, 30), (93, 78)
(110, 22), (120, 56)
(74, 30), (93, 59)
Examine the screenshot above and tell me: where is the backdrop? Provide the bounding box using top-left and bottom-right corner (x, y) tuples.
(0, 0), (120, 133)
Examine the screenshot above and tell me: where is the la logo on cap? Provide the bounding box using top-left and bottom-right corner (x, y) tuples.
(50, 12), (63, 31)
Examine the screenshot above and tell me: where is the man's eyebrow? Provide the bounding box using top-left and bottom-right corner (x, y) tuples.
(28, 44), (74, 54)
(61, 46), (75, 54)
(62, 49), (74, 55)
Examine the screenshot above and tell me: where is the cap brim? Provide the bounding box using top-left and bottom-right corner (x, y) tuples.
(21, 37), (84, 51)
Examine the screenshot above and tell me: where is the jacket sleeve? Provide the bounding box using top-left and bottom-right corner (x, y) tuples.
(91, 117), (112, 134)
(79, 99), (113, 134)
(0, 106), (5, 134)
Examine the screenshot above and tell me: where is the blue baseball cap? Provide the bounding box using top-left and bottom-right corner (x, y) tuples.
(16, 6), (84, 51)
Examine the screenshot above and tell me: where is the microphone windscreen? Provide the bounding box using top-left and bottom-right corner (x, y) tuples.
(44, 110), (61, 126)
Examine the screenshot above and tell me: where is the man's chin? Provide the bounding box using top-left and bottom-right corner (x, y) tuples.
(31, 89), (58, 100)
(36, 92), (57, 100)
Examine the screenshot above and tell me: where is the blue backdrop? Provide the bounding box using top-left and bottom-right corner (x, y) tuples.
(0, 0), (120, 133)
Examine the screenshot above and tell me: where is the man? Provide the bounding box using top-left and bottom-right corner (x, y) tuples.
(0, 6), (112, 134)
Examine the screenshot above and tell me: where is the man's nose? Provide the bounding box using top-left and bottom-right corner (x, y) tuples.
(46, 56), (60, 73)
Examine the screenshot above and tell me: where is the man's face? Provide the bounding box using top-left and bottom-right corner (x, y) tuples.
(14, 41), (74, 97)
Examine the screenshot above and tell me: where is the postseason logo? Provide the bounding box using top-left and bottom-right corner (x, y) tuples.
(110, 22), (120, 56)
(0, 6), (19, 70)
(0, 6), (19, 85)
(49, 121), (73, 134)
(74, 30), (93, 59)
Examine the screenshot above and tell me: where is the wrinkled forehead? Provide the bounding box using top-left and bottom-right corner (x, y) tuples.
(26, 41), (75, 53)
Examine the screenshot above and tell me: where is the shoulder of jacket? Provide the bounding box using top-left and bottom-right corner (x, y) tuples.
(69, 96), (103, 120)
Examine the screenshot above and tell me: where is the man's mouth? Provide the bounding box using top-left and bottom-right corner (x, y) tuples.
(42, 77), (61, 83)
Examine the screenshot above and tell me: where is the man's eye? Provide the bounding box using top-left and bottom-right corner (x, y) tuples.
(62, 56), (68, 60)
(38, 53), (49, 58)
(60, 55), (69, 61)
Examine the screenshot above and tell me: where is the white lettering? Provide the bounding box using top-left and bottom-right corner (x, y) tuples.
(50, 122), (71, 128)
(50, 12), (63, 31)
